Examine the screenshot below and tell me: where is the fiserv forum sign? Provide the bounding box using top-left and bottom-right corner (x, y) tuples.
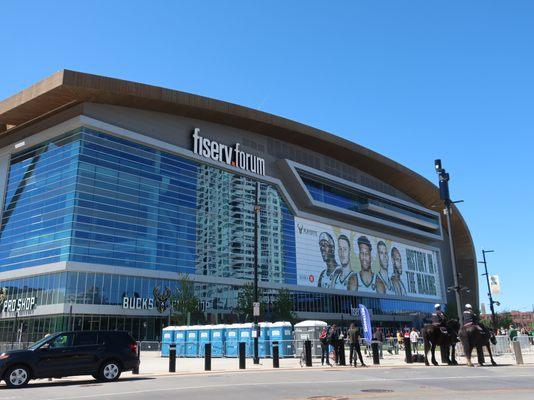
(192, 128), (265, 176)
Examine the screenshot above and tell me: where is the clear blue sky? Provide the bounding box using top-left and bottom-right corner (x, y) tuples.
(1, 1), (532, 311)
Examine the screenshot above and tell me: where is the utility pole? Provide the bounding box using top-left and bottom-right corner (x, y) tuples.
(434, 159), (465, 322)
(253, 181), (260, 364)
(479, 249), (497, 331)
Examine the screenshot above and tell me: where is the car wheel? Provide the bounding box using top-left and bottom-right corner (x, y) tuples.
(99, 361), (122, 382)
(5, 365), (31, 388)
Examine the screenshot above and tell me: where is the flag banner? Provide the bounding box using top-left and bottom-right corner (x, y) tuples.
(490, 275), (501, 295)
(359, 304), (373, 344)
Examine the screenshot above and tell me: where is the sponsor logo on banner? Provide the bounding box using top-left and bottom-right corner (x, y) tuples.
(192, 129), (265, 176)
(294, 217), (442, 300)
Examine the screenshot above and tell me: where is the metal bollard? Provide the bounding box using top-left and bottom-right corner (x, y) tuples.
(304, 340), (313, 367)
(371, 341), (380, 365)
(169, 343), (176, 373)
(404, 339), (412, 363)
(204, 343), (211, 371)
(272, 341), (279, 368)
(239, 342), (246, 369)
(339, 340), (346, 366)
(513, 341), (524, 365)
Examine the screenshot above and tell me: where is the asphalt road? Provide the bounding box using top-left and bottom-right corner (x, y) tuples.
(1, 365), (533, 400)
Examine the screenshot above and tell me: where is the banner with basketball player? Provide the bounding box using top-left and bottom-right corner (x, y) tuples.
(294, 217), (443, 300)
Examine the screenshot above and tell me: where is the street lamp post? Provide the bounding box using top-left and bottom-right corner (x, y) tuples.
(479, 250), (497, 331)
(253, 181), (260, 365)
(434, 159), (465, 322)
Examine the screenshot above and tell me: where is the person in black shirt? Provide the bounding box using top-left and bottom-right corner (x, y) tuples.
(347, 323), (366, 367)
(329, 324), (340, 365)
(319, 327), (330, 366)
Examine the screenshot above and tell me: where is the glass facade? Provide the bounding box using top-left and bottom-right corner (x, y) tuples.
(0, 128), (295, 282)
(0, 126), (439, 342)
(301, 174), (439, 231)
(0, 271), (435, 342)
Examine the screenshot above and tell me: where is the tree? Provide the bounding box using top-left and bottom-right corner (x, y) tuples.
(481, 311), (513, 330)
(271, 288), (295, 323)
(234, 282), (265, 322)
(171, 274), (200, 325)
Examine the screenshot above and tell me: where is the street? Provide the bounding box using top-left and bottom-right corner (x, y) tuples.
(1, 365), (533, 400)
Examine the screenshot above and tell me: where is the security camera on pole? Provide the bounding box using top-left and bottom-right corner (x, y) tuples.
(434, 159), (466, 322)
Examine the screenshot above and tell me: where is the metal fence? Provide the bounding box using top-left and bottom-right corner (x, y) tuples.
(0, 342), (32, 352)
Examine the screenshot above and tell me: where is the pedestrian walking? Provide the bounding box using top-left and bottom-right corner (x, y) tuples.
(410, 328), (419, 354)
(347, 323), (366, 367)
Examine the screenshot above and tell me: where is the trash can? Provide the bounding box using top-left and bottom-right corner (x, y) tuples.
(161, 326), (176, 357)
(198, 325), (212, 357)
(294, 320), (327, 358)
(186, 325), (200, 357)
(259, 322), (272, 358)
(270, 322), (293, 357)
(225, 324), (240, 357)
(211, 324), (227, 357)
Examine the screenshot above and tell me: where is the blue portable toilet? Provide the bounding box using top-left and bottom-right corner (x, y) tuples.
(270, 322), (293, 357)
(224, 324), (240, 357)
(174, 326), (187, 357)
(258, 322), (271, 358)
(238, 323), (253, 357)
(198, 325), (212, 357)
(186, 325), (200, 357)
(210, 324), (226, 357)
(161, 326), (176, 357)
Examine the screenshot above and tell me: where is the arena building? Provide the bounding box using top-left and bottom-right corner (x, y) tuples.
(0, 71), (478, 342)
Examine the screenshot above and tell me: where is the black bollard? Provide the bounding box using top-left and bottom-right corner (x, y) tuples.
(169, 343), (176, 372)
(133, 341), (140, 374)
(239, 342), (246, 369)
(440, 345), (449, 364)
(476, 346), (485, 365)
(205, 343), (211, 371)
(371, 341), (380, 365)
(272, 341), (280, 368)
(304, 339), (313, 367)
(404, 339), (412, 363)
(339, 339), (346, 366)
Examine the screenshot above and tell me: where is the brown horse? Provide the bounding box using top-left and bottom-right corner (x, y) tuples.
(422, 319), (459, 366)
(459, 325), (497, 367)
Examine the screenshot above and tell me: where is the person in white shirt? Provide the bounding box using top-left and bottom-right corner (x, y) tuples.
(410, 328), (420, 354)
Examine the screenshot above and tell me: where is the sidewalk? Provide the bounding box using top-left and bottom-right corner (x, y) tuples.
(137, 350), (534, 376)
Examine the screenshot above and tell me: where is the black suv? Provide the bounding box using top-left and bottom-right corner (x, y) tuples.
(0, 331), (140, 388)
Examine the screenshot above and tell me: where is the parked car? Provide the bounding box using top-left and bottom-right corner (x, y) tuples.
(0, 331), (139, 388)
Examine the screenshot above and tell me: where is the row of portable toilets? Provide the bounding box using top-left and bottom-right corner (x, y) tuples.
(161, 322), (296, 358)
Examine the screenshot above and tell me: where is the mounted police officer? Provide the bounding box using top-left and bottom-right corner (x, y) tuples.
(431, 304), (446, 329)
(463, 304), (484, 332)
